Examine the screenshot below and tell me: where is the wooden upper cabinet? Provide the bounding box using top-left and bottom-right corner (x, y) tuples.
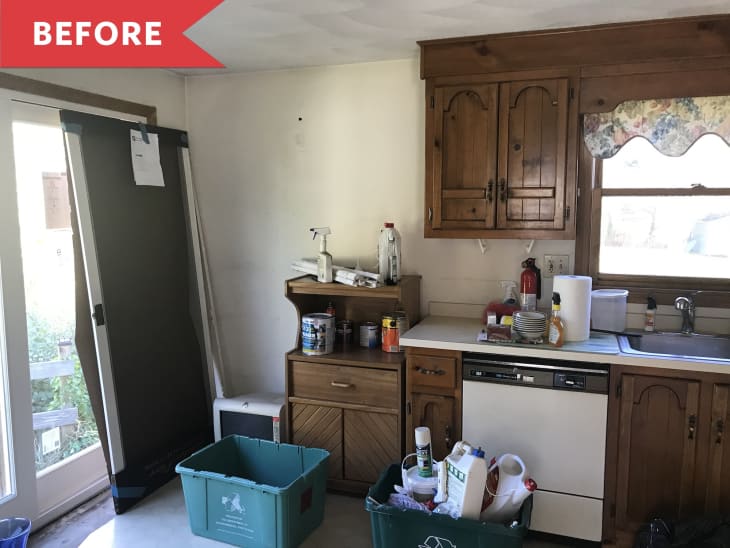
(497, 79), (569, 230)
(426, 76), (574, 238)
(432, 84), (498, 231)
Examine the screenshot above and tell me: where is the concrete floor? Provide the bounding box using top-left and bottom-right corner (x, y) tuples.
(30, 479), (592, 547)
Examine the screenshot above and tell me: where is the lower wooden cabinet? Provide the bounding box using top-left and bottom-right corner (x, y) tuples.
(287, 352), (404, 494)
(405, 347), (462, 461)
(605, 366), (730, 547)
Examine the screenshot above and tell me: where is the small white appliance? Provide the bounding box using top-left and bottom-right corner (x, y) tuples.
(213, 393), (285, 442)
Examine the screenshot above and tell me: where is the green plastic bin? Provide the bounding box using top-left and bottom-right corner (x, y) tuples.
(366, 464), (532, 548)
(176, 435), (329, 548)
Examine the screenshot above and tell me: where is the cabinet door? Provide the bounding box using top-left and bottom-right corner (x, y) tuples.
(497, 78), (569, 230)
(706, 383), (730, 513)
(291, 403), (343, 479)
(343, 410), (399, 484)
(432, 84), (498, 230)
(615, 374), (700, 533)
(410, 393), (456, 461)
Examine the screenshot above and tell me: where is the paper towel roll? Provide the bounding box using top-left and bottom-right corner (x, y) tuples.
(553, 275), (592, 342)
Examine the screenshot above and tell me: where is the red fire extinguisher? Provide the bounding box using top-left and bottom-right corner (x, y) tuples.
(520, 258), (541, 311)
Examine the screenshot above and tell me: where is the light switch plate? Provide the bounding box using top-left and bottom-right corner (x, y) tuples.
(543, 255), (570, 278)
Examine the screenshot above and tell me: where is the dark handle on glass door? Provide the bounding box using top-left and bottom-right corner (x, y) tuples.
(688, 414), (697, 440)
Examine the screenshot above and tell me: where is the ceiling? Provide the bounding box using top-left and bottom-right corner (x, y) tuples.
(182, 0), (730, 75)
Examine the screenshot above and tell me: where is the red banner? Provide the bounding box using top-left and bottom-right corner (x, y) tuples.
(0, 0), (224, 68)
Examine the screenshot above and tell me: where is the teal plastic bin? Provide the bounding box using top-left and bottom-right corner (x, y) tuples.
(176, 435), (329, 548)
(366, 464), (532, 548)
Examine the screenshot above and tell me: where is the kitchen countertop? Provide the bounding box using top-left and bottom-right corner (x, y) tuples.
(400, 315), (730, 374)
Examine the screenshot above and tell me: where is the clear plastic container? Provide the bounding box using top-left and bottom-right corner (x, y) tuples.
(590, 289), (629, 332)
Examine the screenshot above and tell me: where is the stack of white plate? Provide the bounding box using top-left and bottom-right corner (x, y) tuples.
(513, 311), (547, 340)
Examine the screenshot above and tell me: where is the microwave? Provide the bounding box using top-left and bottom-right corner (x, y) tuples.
(213, 393), (286, 443)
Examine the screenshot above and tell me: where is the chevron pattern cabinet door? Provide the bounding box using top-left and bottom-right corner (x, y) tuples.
(291, 403), (343, 479)
(343, 410), (399, 484)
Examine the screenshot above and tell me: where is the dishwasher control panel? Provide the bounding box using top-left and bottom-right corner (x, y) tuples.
(554, 373), (587, 390)
(463, 353), (609, 394)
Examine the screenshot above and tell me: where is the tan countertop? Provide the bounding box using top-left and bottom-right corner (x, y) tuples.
(400, 315), (730, 374)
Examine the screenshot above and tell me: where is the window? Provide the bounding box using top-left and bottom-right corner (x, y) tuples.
(581, 96), (730, 295)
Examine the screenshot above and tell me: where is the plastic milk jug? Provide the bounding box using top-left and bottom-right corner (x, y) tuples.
(480, 454), (537, 523)
(445, 447), (488, 520)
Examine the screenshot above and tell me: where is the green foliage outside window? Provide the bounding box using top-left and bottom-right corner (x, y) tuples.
(27, 313), (99, 470)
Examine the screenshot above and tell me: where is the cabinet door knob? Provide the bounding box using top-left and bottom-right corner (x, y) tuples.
(688, 414), (697, 440)
(330, 381), (352, 389)
(415, 366), (445, 376)
(716, 418), (725, 445)
(445, 425), (452, 450)
(499, 179), (507, 203)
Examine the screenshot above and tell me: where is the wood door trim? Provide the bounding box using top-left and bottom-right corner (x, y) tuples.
(679, 382), (700, 515)
(0, 73), (157, 124)
(706, 384), (729, 512)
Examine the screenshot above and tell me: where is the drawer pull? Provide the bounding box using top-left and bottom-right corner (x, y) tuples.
(416, 366), (446, 376)
(330, 381), (352, 389)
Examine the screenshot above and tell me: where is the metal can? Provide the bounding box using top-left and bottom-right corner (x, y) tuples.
(336, 319), (353, 346)
(382, 315), (399, 352)
(302, 313), (335, 355)
(394, 311), (409, 351)
(359, 321), (379, 349)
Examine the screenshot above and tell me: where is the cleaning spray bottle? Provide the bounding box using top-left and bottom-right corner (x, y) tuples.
(482, 281), (520, 324)
(310, 227), (332, 283)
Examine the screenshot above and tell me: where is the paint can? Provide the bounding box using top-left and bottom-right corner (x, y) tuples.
(359, 321), (379, 349)
(336, 319), (353, 347)
(382, 314), (400, 353)
(302, 313), (335, 355)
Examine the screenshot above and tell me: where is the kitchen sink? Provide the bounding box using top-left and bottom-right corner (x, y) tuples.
(618, 332), (730, 362)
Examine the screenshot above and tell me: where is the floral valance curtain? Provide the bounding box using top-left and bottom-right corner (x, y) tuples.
(583, 96), (730, 159)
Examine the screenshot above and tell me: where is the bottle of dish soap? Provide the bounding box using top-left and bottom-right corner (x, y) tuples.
(548, 292), (565, 347)
(310, 227), (333, 283)
(644, 296), (657, 332)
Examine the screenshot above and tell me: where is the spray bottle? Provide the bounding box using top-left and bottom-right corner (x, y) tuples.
(310, 227), (332, 283)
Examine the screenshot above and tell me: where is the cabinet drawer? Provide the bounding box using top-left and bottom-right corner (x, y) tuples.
(408, 354), (456, 389)
(290, 362), (398, 409)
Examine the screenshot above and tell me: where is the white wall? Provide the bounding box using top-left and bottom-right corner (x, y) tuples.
(186, 58), (575, 396)
(0, 69), (186, 128)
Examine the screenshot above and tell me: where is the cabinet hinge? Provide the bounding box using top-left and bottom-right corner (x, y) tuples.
(406, 401), (411, 415)
(564, 206), (571, 220)
(569, 87), (575, 101)
(430, 96), (435, 108)
(616, 382), (622, 399)
(428, 208), (433, 224)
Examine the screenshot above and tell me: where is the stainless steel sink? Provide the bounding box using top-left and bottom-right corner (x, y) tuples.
(618, 332), (730, 362)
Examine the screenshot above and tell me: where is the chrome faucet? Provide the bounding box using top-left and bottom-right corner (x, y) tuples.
(674, 294), (696, 334)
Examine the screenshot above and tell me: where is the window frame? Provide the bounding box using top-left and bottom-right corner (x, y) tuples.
(575, 139), (730, 307)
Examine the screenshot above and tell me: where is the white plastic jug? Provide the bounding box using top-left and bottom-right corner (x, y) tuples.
(480, 454), (537, 523)
(377, 222), (401, 285)
(445, 447), (488, 520)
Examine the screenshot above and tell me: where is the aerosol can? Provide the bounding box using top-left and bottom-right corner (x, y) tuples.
(310, 227), (332, 283)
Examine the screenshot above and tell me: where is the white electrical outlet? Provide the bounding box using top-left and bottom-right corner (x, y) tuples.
(543, 255), (570, 278)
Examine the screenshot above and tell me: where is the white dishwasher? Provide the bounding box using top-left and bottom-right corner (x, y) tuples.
(462, 352), (609, 542)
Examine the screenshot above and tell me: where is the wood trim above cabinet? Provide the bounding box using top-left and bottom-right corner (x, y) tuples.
(418, 15), (730, 79)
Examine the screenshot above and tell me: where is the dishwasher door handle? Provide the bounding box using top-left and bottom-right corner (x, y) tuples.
(464, 358), (608, 376)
